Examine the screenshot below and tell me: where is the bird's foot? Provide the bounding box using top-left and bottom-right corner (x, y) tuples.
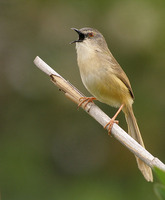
(78, 97), (96, 109)
(104, 118), (119, 135)
(104, 104), (124, 135)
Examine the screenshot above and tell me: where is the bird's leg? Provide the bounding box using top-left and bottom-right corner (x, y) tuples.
(78, 97), (97, 108)
(104, 104), (124, 135)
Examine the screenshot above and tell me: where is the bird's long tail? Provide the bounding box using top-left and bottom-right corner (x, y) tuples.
(123, 105), (153, 182)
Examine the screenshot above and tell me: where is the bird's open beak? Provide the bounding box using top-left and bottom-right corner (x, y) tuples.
(70, 28), (85, 44)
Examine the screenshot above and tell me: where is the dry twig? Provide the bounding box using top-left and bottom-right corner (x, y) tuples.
(34, 56), (165, 174)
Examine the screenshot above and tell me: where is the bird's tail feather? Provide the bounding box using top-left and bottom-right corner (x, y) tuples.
(123, 105), (153, 182)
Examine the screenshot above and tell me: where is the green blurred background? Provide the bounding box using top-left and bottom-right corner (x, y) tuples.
(1, 0), (165, 199)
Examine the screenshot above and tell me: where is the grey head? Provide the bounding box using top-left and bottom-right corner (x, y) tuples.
(71, 27), (109, 50)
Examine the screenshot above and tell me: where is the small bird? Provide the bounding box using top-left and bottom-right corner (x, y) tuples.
(71, 27), (153, 182)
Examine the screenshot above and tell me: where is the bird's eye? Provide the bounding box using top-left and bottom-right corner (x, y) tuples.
(88, 32), (94, 37)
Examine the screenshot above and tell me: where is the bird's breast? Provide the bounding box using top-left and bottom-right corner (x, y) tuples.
(75, 43), (133, 107)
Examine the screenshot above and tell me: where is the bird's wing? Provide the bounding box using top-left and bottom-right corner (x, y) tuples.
(96, 49), (134, 99)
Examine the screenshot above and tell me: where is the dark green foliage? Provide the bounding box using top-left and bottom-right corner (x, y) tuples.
(154, 168), (165, 200)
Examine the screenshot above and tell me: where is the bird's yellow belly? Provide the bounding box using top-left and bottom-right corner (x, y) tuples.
(80, 66), (132, 108)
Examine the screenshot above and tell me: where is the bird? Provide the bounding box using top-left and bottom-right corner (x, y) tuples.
(71, 27), (153, 182)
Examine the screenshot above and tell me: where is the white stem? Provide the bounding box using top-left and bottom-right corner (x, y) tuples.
(34, 56), (61, 77)
(34, 56), (165, 172)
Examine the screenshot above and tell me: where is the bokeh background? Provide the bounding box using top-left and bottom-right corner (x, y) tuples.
(1, 0), (165, 199)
